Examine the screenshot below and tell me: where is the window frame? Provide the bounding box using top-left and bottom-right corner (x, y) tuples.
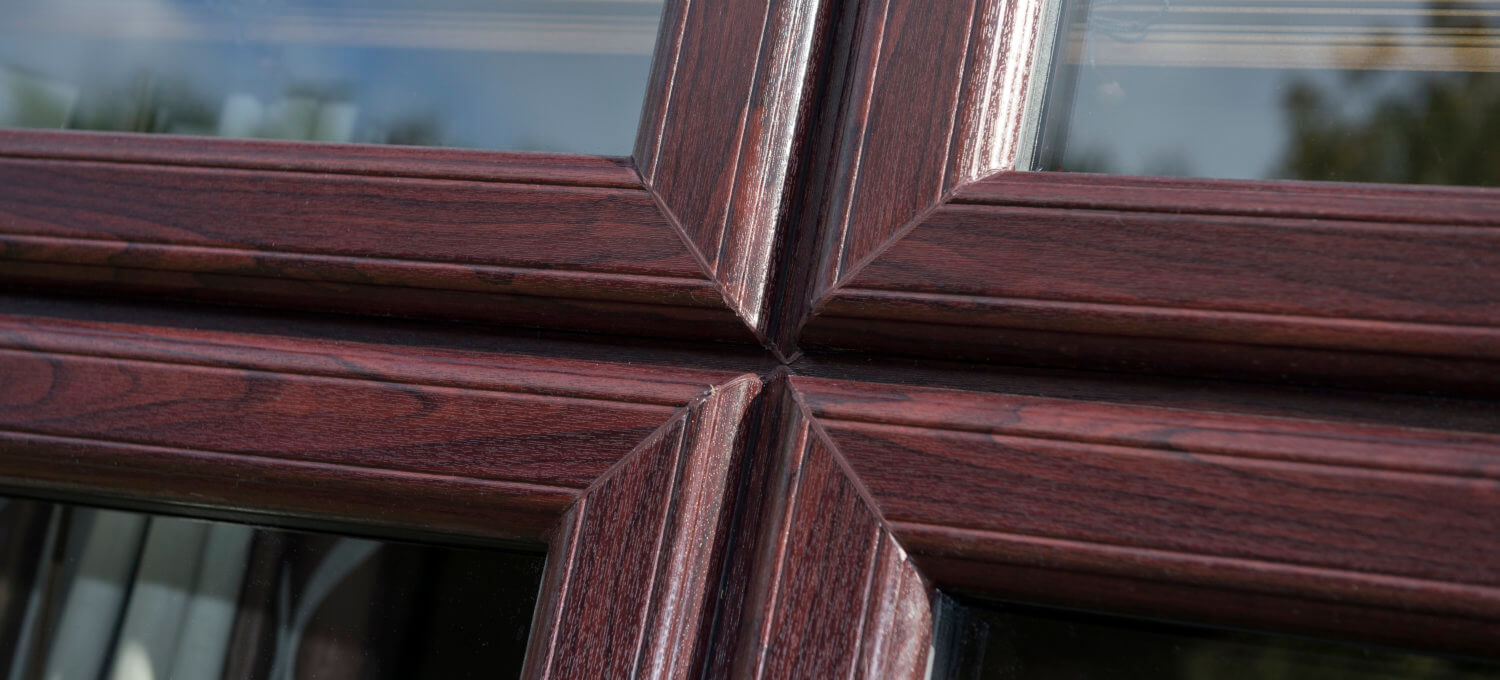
(0, 0), (834, 349)
(709, 371), (1500, 675)
(718, 0), (1500, 673)
(0, 0), (1496, 675)
(776, 0), (1500, 393)
(0, 305), (763, 676)
(0, 0), (838, 673)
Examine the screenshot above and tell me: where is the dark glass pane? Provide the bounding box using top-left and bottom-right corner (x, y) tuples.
(0, 0), (664, 154)
(1034, 0), (1500, 185)
(935, 597), (1500, 680)
(0, 497), (544, 679)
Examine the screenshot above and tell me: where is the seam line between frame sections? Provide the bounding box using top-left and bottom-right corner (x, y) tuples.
(0, 428), (588, 495)
(0, 346), (700, 408)
(0, 149), (643, 189)
(891, 520), (1500, 615)
(817, 416), (1500, 481)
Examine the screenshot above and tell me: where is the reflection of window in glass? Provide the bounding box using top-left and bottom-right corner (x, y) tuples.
(0, 0), (665, 155)
(0, 497), (543, 679)
(933, 598), (1500, 680)
(1031, 0), (1500, 185)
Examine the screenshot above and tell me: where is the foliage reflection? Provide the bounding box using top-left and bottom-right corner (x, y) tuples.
(1035, 0), (1500, 185)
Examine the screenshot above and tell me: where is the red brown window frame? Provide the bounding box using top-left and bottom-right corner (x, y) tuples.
(0, 0), (826, 674)
(776, 0), (1500, 393)
(0, 0), (832, 352)
(0, 305), (767, 677)
(715, 0), (1500, 672)
(0, 0), (1498, 676)
(712, 371), (1500, 677)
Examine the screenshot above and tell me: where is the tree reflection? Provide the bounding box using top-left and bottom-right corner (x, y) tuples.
(67, 73), (217, 134)
(0, 67), (76, 128)
(0, 64), (445, 146)
(1275, 1), (1500, 186)
(1278, 72), (1500, 186)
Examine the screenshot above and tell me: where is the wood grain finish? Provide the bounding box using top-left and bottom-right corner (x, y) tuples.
(0, 0), (833, 346)
(0, 137), (759, 343)
(817, 173), (1500, 369)
(638, 0), (833, 334)
(790, 374), (1500, 656)
(0, 310), (747, 542)
(0, 303), (778, 677)
(525, 376), (759, 679)
(0, 157), (703, 280)
(4, 0), (1499, 670)
(0, 129), (641, 186)
(792, 0), (1500, 388)
(811, 0), (1048, 289)
(706, 376), (934, 679)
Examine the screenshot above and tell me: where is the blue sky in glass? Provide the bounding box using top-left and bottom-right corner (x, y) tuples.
(0, 0), (663, 155)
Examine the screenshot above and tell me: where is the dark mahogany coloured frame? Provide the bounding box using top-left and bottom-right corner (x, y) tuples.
(0, 0), (831, 352)
(0, 308), (762, 677)
(712, 372), (1500, 677)
(1, 0), (1499, 676)
(779, 0), (1500, 392)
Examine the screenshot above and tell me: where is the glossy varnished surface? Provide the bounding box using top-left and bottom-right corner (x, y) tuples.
(0, 138), (757, 343)
(0, 306), (742, 541)
(0, 130), (642, 185)
(0, 298), (770, 677)
(0, 0), (832, 346)
(1, 0), (1498, 673)
(705, 376), (934, 679)
(824, 172), (1500, 361)
(787, 0), (1500, 388)
(638, 0), (834, 333)
(526, 376), (759, 679)
(786, 373), (1500, 656)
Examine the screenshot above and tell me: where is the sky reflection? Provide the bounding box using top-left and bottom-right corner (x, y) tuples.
(0, 0), (664, 155)
(1035, 0), (1500, 186)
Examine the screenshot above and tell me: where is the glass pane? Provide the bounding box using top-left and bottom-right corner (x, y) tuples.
(0, 0), (664, 154)
(935, 598), (1500, 680)
(1033, 0), (1500, 185)
(0, 496), (544, 679)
